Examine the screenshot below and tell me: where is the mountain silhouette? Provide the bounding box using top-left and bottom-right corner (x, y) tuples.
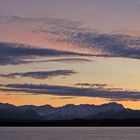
(1, 102), (140, 126)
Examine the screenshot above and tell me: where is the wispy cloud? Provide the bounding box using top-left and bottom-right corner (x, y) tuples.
(75, 83), (108, 88)
(1, 15), (140, 60)
(1, 83), (140, 101)
(0, 42), (92, 65)
(0, 70), (77, 79)
(71, 33), (140, 59)
(42, 24), (140, 60)
(45, 58), (92, 63)
(24, 16), (140, 60)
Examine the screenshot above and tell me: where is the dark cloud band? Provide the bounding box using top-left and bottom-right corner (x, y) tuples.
(0, 70), (77, 79)
(1, 15), (140, 63)
(0, 42), (92, 65)
(1, 83), (140, 101)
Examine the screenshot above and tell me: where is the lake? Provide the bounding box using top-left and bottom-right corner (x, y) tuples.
(0, 127), (139, 140)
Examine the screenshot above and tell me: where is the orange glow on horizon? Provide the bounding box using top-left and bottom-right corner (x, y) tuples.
(1, 91), (140, 110)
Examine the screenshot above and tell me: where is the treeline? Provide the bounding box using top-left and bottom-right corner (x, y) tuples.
(1, 119), (140, 126)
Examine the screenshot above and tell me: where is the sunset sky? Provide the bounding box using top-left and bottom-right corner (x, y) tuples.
(0, 0), (140, 109)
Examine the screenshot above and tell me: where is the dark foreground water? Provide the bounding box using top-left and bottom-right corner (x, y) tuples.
(0, 127), (140, 140)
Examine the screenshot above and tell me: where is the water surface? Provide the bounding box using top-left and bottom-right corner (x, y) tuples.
(0, 127), (139, 140)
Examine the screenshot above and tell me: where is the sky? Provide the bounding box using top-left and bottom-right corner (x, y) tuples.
(0, 0), (140, 109)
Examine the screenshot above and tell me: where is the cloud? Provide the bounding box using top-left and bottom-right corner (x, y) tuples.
(0, 42), (92, 65)
(23, 16), (140, 60)
(45, 58), (92, 63)
(42, 25), (140, 59)
(50, 96), (75, 100)
(1, 15), (140, 60)
(0, 15), (81, 27)
(71, 33), (140, 59)
(75, 83), (108, 88)
(1, 83), (140, 101)
(0, 70), (77, 79)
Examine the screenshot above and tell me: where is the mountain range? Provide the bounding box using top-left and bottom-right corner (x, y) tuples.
(1, 102), (140, 122)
